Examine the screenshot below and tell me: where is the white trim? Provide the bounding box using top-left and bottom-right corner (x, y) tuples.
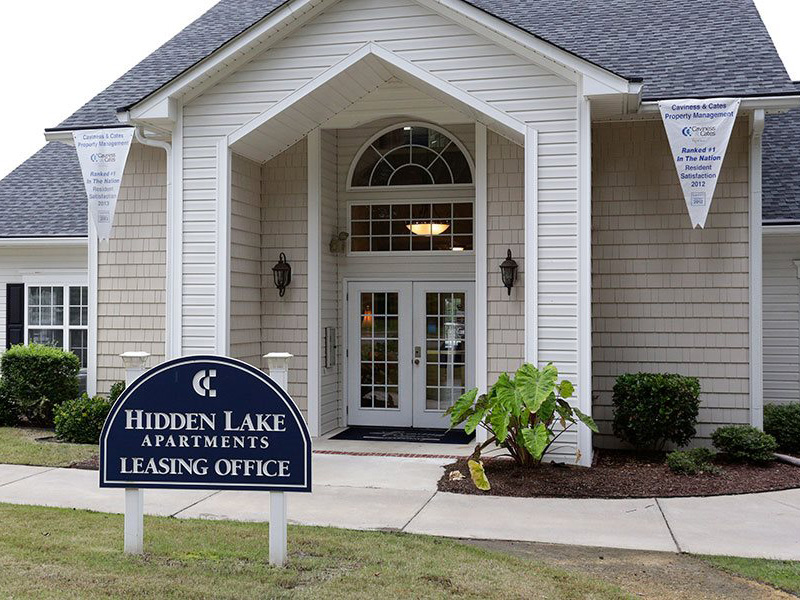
(764, 225), (800, 235)
(794, 260), (800, 279)
(346, 121), (475, 190)
(416, 0), (634, 93)
(228, 43), (527, 150)
(215, 138), (231, 355)
(0, 237), (87, 247)
(307, 128), (322, 437)
(576, 80), (593, 467)
(749, 109), (765, 429)
(88, 220), (98, 396)
(127, 0), (331, 120)
(169, 104), (184, 359)
(474, 122), (488, 444)
(524, 126), (538, 363)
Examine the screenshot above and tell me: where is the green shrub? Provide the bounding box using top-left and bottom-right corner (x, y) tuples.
(54, 394), (111, 444)
(0, 380), (18, 426)
(0, 344), (80, 427)
(764, 403), (800, 454)
(666, 448), (717, 475)
(447, 363), (598, 490)
(108, 381), (126, 404)
(711, 425), (777, 464)
(612, 373), (701, 450)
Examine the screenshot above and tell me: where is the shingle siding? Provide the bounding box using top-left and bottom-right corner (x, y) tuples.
(592, 119), (751, 445)
(96, 143), (167, 393)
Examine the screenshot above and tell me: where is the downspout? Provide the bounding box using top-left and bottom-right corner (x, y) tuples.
(749, 109), (765, 429)
(134, 127), (175, 360)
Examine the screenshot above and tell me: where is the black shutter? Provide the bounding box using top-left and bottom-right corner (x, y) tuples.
(6, 284), (24, 349)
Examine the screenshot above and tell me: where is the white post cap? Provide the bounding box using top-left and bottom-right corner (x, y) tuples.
(120, 351), (150, 369)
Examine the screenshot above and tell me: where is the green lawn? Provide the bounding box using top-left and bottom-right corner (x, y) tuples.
(0, 427), (97, 467)
(0, 503), (629, 599)
(698, 554), (800, 595)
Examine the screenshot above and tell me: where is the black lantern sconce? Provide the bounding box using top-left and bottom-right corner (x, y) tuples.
(499, 249), (518, 296)
(272, 252), (292, 297)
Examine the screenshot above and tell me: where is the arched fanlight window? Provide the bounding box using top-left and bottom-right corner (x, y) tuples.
(349, 124), (474, 188)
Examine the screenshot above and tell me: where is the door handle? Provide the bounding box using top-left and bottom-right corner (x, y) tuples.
(414, 345), (421, 365)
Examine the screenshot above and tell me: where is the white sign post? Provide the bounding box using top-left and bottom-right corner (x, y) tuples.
(265, 352), (293, 567)
(120, 351), (150, 555)
(659, 98), (741, 228)
(72, 128), (134, 241)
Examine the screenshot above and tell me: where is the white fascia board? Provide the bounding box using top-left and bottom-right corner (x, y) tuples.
(639, 95), (800, 113)
(229, 42), (526, 150)
(129, 97), (177, 125)
(417, 0), (635, 93)
(43, 130), (75, 144)
(0, 237), (88, 247)
(127, 0), (330, 119)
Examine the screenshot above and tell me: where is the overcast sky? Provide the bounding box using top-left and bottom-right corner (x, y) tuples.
(0, 0), (798, 180)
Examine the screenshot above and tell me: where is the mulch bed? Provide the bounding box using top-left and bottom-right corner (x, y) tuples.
(438, 449), (800, 499)
(69, 455), (99, 470)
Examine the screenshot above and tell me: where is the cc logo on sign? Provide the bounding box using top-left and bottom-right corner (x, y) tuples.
(192, 369), (217, 398)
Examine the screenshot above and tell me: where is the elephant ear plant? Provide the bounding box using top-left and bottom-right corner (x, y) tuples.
(446, 363), (598, 490)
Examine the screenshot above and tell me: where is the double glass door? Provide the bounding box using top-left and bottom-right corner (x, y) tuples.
(347, 281), (474, 428)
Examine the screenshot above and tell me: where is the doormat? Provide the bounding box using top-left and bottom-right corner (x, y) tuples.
(331, 426), (474, 445)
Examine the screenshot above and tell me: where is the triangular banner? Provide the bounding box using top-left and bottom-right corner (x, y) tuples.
(72, 128), (135, 241)
(659, 98), (741, 228)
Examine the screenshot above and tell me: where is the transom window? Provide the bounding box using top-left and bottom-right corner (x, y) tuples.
(350, 125), (473, 188)
(27, 285), (89, 368)
(350, 201), (473, 253)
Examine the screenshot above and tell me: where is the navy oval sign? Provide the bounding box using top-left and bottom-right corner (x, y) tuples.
(100, 356), (312, 492)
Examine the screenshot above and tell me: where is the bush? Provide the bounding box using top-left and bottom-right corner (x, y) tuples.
(447, 363), (598, 490)
(108, 381), (126, 404)
(711, 425), (777, 464)
(0, 344), (80, 427)
(0, 380), (18, 426)
(612, 373), (701, 450)
(764, 403), (800, 454)
(54, 394), (111, 444)
(666, 448), (717, 475)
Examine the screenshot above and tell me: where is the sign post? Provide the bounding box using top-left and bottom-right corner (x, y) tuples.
(120, 351), (150, 555)
(100, 354), (312, 565)
(265, 352), (293, 567)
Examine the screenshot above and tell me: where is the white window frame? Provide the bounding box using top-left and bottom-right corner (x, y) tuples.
(21, 272), (89, 368)
(346, 122), (476, 192)
(346, 198), (476, 257)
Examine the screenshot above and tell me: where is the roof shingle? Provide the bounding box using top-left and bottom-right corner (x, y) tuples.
(763, 107), (800, 224)
(0, 142), (87, 238)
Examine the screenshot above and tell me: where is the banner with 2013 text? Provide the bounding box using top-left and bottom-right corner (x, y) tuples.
(72, 128), (134, 241)
(659, 98), (741, 228)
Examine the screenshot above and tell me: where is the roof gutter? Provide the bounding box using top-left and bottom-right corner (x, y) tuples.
(0, 236), (89, 247)
(639, 95), (800, 114)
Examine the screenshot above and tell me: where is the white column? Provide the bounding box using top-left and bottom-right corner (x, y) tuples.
(307, 129), (322, 438)
(523, 126), (538, 363)
(120, 351), (150, 555)
(474, 122), (489, 444)
(87, 219), (98, 397)
(264, 351), (293, 567)
(215, 138), (231, 355)
(749, 109), (765, 429)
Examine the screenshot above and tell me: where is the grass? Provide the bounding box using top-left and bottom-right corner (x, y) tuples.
(698, 555), (800, 595)
(0, 426), (97, 467)
(0, 503), (630, 599)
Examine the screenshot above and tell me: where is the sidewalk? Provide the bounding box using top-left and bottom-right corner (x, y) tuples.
(0, 455), (798, 560)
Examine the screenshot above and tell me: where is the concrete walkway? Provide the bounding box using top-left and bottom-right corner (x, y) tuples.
(0, 455), (798, 560)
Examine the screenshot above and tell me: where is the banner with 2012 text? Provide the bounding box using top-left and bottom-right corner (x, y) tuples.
(659, 98), (741, 228)
(72, 128), (134, 241)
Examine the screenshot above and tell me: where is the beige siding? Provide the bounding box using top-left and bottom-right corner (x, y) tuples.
(486, 131), (525, 380)
(763, 234), (800, 405)
(180, 0), (578, 357)
(230, 153), (262, 366)
(97, 143), (167, 393)
(262, 139), (309, 415)
(320, 130), (341, 432)
(592, 120), (751, 444)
